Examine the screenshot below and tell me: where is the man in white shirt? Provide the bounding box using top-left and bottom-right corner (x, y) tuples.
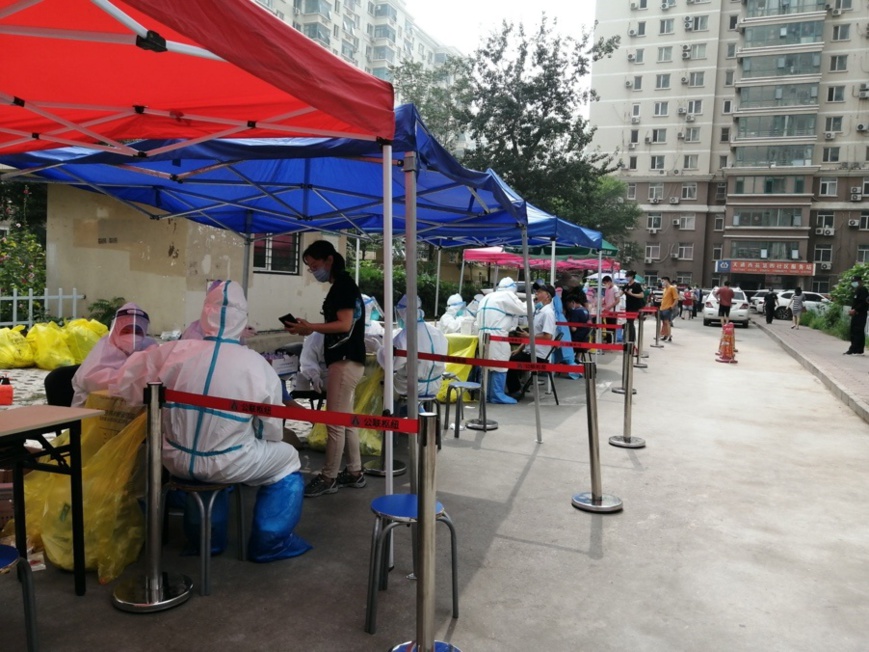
(506, 283), (557, 399)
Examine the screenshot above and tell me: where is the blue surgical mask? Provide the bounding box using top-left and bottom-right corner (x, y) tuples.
(534, 302), (543, 311)
(312, 267), (330, 283)
(371, 309), (381, 321)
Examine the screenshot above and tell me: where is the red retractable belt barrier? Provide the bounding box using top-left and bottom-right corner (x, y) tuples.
(639, 306), (659, 314)
(393, 349), (583, 375)
(163, 389), (419, 434)
(601, 311), (640, 319)
(557, 321), (623, 330)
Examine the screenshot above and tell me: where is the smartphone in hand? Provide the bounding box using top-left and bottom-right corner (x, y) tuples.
(279, 312), (298, 327)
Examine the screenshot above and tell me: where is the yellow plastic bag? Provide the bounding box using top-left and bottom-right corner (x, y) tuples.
(26, 322), (76, 370)
(436, 335), (479, 403)
(308, 363), (384, 456)
(0, 325), (35, 368)
(64, 319), (108, 364)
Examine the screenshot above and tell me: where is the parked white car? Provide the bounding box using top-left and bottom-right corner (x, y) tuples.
(702, 288), (750, 327)
(749, 289), (785, 313)
(773, 291), (831, 320)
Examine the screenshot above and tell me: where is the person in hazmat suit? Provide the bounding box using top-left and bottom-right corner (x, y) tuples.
(110, 281), (310, 563)
(294, 332), (328, 393)
(71, 302), (158, 407)
(474, 278), (528, 404)
(437, 293), (467, 334)
(362, 293), (384, 353)
(377, 294), (448, 402)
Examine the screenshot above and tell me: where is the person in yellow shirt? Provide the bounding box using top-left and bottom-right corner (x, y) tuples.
(659, 277), (679, 342)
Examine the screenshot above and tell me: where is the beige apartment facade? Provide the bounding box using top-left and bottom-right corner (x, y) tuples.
(592, 0), (869, 292)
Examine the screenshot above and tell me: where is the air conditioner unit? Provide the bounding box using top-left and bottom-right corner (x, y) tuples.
(849, 219), (860, 227)
(858, 124), (869, 133)
(625, 80), (633, 88)
(661, 2), (670, 9)
(682, 44), (691, 52)
(851, 187), (862, 193)
(678, 107), (687, 115)
(672, 218), (681, 225)
(851, 193), (863, 201)
(820, 262), (832, 270)
(669, 198), (680, 205)
(645, 257), (654, 264)
(650, 198), (661, 204)
(629, 29), (638, 37)
(631, 116), (641, 124)
(673, 169), (681, 175)
(672, 253), (680, 260)
(644, 136), (652, 143)
(824, 132), (836, 140)
(628, 142), (637, 150)
(682, 52), (691, 59)
(685, 25), (693, 32)
(681, 76), (689, 85)
(831, 8), (842, 16)
(859, 91), (869, 100)
(683, 17), (692, 25)
(687, 0), (694, 4)
(815, 228), (826, 235)
(627, 53), (636, 62)
(630, 1), (638, 8)
(649, 228), (660, 234)
(824, 228), (835, 236)
(686, 115), (696, 122)
(677, 132), (685, 139)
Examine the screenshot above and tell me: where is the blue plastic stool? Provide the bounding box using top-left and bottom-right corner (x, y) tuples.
(1, 543), (38, 651)
(365, 493), (458, 634)
(160, 478), (246, 596)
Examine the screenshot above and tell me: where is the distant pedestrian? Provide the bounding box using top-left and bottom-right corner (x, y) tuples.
(844, 275), (869, 355)
(681, 288), (694, 319)
(601, 275), (619, 344)
(714, 281), (735, 326)
(763, 289), (778, 325)
(621, 270), (645, 345)
(693, 285), (702, 318)
(787, 287), (805, 329)
(659, 277), (679, 342)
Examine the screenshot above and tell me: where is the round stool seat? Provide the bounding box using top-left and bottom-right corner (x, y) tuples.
(0, 543), (20, 570)
(168, 477), (234, 493)
(370, 494), (445, 524)
(449, 381), (480, 391)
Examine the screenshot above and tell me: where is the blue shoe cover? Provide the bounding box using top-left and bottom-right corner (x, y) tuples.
(248, 472), (312, 563)
(182, 489), (229, 556)
(568, 372), (584, 380)
(488, 372), (517, 404)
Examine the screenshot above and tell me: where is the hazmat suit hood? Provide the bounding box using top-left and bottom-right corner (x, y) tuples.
(396, 294), (423, 329)
(109, 302), (152, 355)
(497, 277), (518, 293)
(201, 281), (248, 342)
(445, 294), (465, 316)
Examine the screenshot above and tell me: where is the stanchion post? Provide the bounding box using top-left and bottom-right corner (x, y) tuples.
(612, 327), (637, 395)
(391, 413), (461, 652)
(650, 307), (664, 348)
(572, 362), (623, 513)
(635, 312), (649, 363)
(610, 338), (646, 449)
(466, 333), (498, 432)
(112, 382), (192, 612)
(363, 409), (408, 477)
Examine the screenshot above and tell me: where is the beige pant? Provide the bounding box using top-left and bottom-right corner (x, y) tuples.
(322, 360), (365, 479)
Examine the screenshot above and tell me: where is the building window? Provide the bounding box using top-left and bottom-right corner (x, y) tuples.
(822, 147), (840, 163)
(633, 76), (643, 90)
(726, 43), (737, 58)
(716, 183), (727, 200)
(830, 55), (848, 72)
(628, 156), (638, 170)
(688, 72), (704, 87)
(652, 128), (667, 143)
(658, 46), (672, 63)
(684, 127), (701, 142)
(815, 212), (834, 229)
(253, 233), (301, 275)
(627, 183), (637, 200)
(636, 21), (647, 36)
(834, 0), (852, 9)
(812, 278), (831, 293)
(630, 129), (640, 144)
(676, 243), (694, 260)
(832, 25), (850, 41)
(722, 100), (732, 114)
(651, 155), (665, 170)
(678, 214), (696, 230)
(724, 70), (734, 86)
(649, 184), (664, 200)
(645, 244), (661, 258)
(814, 244), (833, 263)
(654, 101), (669, 116)
(656, 74), (671, 90)
(825, 116), (843, 132)
(681, 183), (697, 200)
(645, 273), (660, 286)
(827, 86), (845, 102)
(687, 99), (702, 114)
(719, 155), (729, 169)
(859, 246), (869, 264)
(819, 179), (838, 196)
(863, 178), (869, 195)
(728, 15), (738, 30)
(721, 127), (730, 143)
(636, 48), (646, 63)
(676, 273), (693, 286)
(687, 16), (709, 31)
(647, 213), (663, 228)
(683, 154), (699, 169)
(690, 43), (707, 59)
(714, 217), (724, 231)
(660, 18), (674, 35)
(632, 103), (641, 116)
(713, 245), (723, 259)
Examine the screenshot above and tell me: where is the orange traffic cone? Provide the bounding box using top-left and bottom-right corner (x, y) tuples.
(716, 322), (738, 364)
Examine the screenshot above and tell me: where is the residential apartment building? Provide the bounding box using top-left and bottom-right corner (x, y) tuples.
(591, 0), (869, 293)
(255, 0), (460, 81)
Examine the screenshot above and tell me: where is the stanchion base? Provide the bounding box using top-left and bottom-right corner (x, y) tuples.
(111, 572), (193, 613)
(391, 641), (462, 652)
(611, 388), (637, 395)
(609, 435), (646, 449)
(466, 418), (498, 431)
(633, 362), (648, 369)
(650, 343), (665, 349)
(571, 492), (623, 513)
(363, 458), (408, 477)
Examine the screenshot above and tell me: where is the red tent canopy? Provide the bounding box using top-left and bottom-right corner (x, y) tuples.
(0, 0), (394, 155)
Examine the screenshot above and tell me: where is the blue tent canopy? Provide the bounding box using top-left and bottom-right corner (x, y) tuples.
(0, 104), (603, 250)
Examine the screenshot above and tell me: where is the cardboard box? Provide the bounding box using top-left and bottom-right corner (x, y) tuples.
(269, 353), (299, 377)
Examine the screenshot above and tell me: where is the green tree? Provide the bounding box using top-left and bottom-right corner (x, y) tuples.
(582, 176), (643, 243)
(1, 182), (47, 245)
(830, 263), (869, 306)
(0, 223), (47, 322)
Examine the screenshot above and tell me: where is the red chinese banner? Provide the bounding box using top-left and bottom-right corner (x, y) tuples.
(730, 261), (816, 275)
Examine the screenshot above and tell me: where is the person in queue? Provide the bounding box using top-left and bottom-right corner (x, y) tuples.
(659, 277), (679, 342)
(475, 277), (527, 404)
(564, 292), (591, 344)
(506, 283), (557, 400)
(71, 302), (158, 407)
(438, 293), (467, 334)
(110, 282), (311, 562)
(601, 275), (619, 344)
(377, 294), (448, 402)
(621, 270), (645, 345)
(283, 240), (367, 498)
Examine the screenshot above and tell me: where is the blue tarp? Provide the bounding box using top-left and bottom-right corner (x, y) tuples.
(0, 104), (603, 249)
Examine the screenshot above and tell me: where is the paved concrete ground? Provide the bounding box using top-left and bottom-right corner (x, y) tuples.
(2, 317), (869, 651)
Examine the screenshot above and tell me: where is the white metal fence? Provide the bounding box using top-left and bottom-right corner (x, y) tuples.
(0, 288), (85, 327)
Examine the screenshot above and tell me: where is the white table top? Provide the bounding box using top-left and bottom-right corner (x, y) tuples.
(0, 405), (104, 438)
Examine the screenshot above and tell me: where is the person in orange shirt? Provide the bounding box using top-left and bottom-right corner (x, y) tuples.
(659, 277), (679, 342)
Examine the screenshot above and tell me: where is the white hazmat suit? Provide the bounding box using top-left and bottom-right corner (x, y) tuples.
(475, 278), (527, 403)
(295, 331), (328, 393)
(437, 293), (466, 334)
(377, 294), (448, 399)
(362, 294), (384, 353)
(71, 302), (158, 407)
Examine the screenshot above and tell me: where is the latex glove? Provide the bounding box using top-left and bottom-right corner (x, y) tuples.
(308, 372), (324, 394)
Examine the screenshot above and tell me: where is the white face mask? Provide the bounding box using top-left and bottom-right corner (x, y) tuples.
(852, 281), (859, 288)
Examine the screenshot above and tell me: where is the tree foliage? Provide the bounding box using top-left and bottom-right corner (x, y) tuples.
(583, 176), (643, 245)
(830, 262), (869, 306)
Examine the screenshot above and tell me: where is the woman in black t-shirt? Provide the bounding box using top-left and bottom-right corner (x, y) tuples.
(284, 240), (367, 498)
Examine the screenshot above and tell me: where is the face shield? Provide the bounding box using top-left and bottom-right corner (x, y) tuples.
(445, 293), (465, 317)
(395, 295), (423, 330)
(363, 294), (384, 325)
(110, 305), (150, 355)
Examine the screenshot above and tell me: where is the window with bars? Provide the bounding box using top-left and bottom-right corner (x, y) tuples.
(253, 233), (301, 275)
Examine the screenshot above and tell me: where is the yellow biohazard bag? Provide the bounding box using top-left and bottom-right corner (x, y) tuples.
(436, 335), (479, 403)
(25, 322), (76, 370)
(64, 319), (108, 364)
(0, 325), (35, 368)
(307, 363), (384, 455)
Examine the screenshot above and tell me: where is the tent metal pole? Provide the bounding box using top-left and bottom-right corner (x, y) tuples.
(382, 146), (395, 497)
(596, 249), (603, 349)
(355, 237), (361, 285)
(404, 151), (419, 423)
(434, 247), (442, 318)
(550, 238), (557, 285)
(241, 211), (252, 295)
(458, 252), (465, 296)
(522, 226), (544, 445)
